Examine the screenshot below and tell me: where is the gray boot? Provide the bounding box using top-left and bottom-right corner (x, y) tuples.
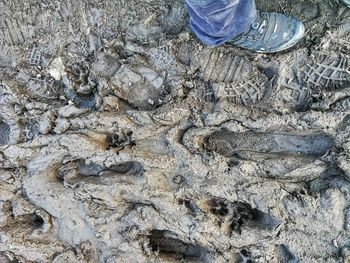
(342, 0), (350, 7)
(229, 11), (305, 53)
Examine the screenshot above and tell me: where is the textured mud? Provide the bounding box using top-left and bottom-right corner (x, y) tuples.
(1, 0), (350, 262)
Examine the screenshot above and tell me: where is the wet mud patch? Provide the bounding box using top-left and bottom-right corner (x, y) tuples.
(0, 0), (350, 263)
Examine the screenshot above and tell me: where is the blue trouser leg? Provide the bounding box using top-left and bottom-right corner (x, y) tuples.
(185, 0), (256, 46)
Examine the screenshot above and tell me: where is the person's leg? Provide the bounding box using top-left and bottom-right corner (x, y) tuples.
(185, 0), (256, 46)
(185, 0), (305, 53)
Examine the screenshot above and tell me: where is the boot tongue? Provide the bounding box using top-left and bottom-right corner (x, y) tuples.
(231, 12), (266, 42)
(250, 12), (269, 35)
(228, 11), (304, 53)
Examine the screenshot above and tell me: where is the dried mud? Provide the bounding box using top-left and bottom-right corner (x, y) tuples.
(1, 0), (350, 262)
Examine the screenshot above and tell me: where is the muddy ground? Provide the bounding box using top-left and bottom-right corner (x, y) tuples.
(0, 0), (350, 262)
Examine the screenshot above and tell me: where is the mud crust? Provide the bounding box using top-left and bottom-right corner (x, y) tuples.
(0, 0), (350, 263)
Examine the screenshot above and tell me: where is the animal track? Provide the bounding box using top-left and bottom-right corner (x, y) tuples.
(207, 198), (278, 235)
(63, 87), (97, 110)
(65, 62), (99, 109)
(106, 130), (135, 149)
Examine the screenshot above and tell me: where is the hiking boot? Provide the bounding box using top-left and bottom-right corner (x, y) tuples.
(229, 11), (305, 53)
(342, 0), (350, 7)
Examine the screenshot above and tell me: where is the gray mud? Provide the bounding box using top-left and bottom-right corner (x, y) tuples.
(1, 0), (350, 262)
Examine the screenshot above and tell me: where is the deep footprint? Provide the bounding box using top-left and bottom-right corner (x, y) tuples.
(207, 197), (279, 235)
(205, 131), (333, 158)
(299, 53), (350, 90)
(176, 43), (253, 84)
(58, 159), (144, 185)
(149, 229), (211, 261)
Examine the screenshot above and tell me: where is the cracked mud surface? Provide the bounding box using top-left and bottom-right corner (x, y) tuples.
(1, 0), (350, 262)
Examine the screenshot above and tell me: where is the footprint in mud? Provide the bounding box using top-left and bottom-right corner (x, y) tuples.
(176, 43), (279, 109)
(257, 0), (320, 23)
(182, 127), (334, 178)
(125, 2), (187, 45)
(126, 24), (164, 46)
(274, 79), (313, 112)
(177, 44), (253, 84)
(177, 42), (267, 106)
(91, 52), (121, 79)
(0, 46), (17, 68)
(57, 159), (144, 186)
(161, 3), (188, 36)
(273, 52), (350, 112)
(177, 43), (349, 112)
(298, 53), (350, 91)
(0, 88), (23, 145)
(207, 197), (279, 235)
(28, 47), (43, 67)
(99, 161), (144, 184)
(0, 119), (11, 145)
(334, 8), (350, 38)
(148, 229), (211, 262)
(147, 47), (181, 74)
(112, 64), (171, 110)
(26, 75), (65, 101)
(211, 75), (270, 107)
(209, 67), (311, 112)
(204, 130), (334, 159)
(0, 17), (35, 47)
(332, 97), (350, 112)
